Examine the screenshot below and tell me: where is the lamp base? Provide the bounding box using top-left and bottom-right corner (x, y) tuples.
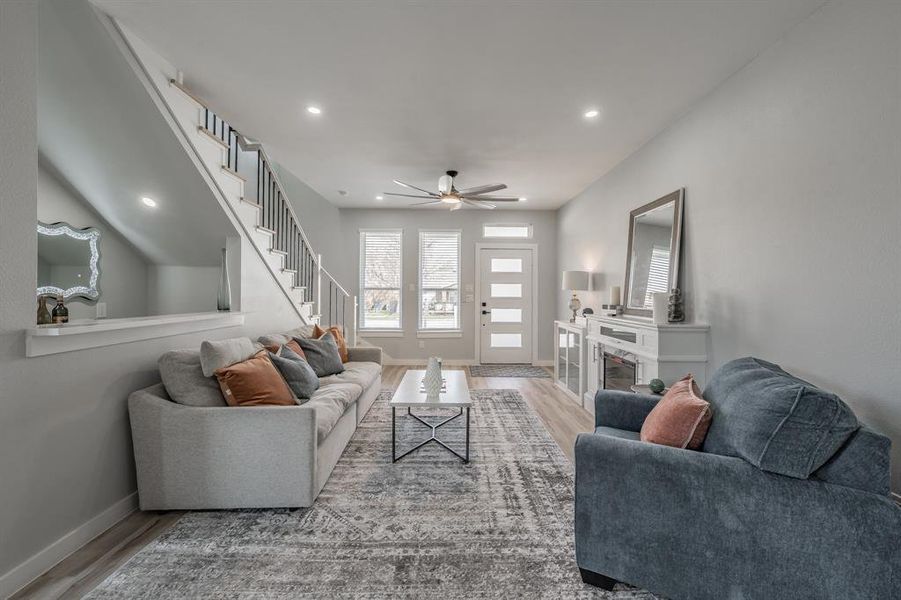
(568, 293), (582, 323)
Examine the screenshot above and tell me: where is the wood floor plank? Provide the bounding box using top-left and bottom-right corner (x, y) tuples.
(15, 365), (593, 599)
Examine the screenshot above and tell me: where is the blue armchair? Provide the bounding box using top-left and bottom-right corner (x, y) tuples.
(574, 358), (901, 599)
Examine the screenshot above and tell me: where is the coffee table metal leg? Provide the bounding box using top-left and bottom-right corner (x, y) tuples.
(465, 406), (470, 463)
(392, 406), (396, 463)
(392, 407), (471, 463)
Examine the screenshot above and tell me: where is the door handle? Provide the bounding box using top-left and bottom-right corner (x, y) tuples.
(481, 310), (491, 315)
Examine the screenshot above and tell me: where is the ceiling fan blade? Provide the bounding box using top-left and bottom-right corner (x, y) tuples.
(463, 199), (496, 210)
(460, 195), (519, 202)
(410, 200), (443, 206)
(456, 183), (507, 196)
(393, 180), (438, 196)
(384, 192), (437, 199)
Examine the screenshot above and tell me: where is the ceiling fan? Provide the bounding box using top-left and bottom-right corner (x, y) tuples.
(385, 170), (520, 210)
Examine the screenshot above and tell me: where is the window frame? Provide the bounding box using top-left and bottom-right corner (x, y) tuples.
(418, 229), (462, 333)
(358, 228), (403, 332)
(481, 223), (533, 239)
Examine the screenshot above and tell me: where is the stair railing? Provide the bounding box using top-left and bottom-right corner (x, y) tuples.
(171, 79), (354, 340)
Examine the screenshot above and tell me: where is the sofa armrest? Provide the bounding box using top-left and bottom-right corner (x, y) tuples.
(574, 432), (901, 599)
(346, 346), (382, 365)
(128, 386), (318, 509)
(594, 389), (660, 431)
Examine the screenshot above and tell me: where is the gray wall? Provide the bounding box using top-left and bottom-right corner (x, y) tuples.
(38, 162), (150, 320)
(340, 208), (557, 362)
(0, 3), (305, 592)
(557, 1), (901, 486)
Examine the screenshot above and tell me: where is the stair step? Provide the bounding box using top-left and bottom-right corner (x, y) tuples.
(169, 78), (205, 106)
(239, 197), (261, 209)
(220, 165), (246, 182)
(268, 248), (288, 256)
(197, 126), (229, 149)
(281, 268), (297, 274)
(291, 286), (306, 291)
(255, 225), (275, 236)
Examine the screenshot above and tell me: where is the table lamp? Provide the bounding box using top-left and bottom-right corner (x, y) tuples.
(562, 270), (590, 322)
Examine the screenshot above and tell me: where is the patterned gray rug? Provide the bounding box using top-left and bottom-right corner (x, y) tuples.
(469, 364), (551, 378)
(87, 389), (659, 599)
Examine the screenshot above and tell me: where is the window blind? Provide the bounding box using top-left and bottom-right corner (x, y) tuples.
(643, 245), (671, 306)
(360, 230), (402, 329)
(419, 230), (461, 330)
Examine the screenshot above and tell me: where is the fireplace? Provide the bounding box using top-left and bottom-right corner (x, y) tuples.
(603, 351), (636, 392)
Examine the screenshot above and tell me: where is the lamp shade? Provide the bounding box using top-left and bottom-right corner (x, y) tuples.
(562, 270), (590, 291)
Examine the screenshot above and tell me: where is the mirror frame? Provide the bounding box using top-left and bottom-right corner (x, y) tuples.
(37, 221), (102, 303)
(622, 188), (684, 317)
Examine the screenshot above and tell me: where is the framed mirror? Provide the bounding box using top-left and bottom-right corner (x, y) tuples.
(623, 189), (683, 317)
(37, 221), (101, 303)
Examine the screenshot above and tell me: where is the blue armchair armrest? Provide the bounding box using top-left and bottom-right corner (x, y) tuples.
(594, 389), (660, 431)
(574, 432), (901, 599)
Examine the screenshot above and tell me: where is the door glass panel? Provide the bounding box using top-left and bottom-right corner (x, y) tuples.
(557, 329), (567, 384)
(491, 333), (522, 348)
(490, 283), (522, 298)
(490, 258), (522, 273)
(490, 308), (522, 323)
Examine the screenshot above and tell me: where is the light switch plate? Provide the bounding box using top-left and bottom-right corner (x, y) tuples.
(408, 283), (416, 292)
(464, 283), (474, 292)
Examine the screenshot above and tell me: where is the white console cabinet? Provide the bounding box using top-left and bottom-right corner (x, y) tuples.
(583, 315), (709, 416)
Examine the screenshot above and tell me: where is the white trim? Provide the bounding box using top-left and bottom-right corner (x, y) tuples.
(0, 493), (137, 598)
(417, 330), (463, 339)
(474, 243), (540, 366)
(358, 228), (403, 333)
(382, 357), (476, 366)
(26, 312), (245, 357)
(359, 330), (405, 338)
(481, 223), (533, 239)
(418, 229), (462, 331)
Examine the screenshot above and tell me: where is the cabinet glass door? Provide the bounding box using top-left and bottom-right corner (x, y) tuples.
(567, 331), (580, 395)
(557, 327), (567, 387)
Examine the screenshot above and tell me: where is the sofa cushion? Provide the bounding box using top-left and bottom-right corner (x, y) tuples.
(214, 351), (295, 407)
(268, 349), (319, 401)
(640, 374), (711, 450)
(319, 361), (381, 390)
(200, 337), (258, 377)
(812, 425), (891, 495)
(286, 324), (316, 339)
(296, 332), (345, 377)
(306, 383), (362, 442)
(594, 426), (641, 442)
(158, 349), (226, 407)
(702, 357), (859, 479)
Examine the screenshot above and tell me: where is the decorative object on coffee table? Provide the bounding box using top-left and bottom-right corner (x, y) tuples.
(562, 270), (590, 323)
(217, 247), (231, 312)
(422, 357), (443, 398)
(648, 378), (666, 394)
(667, 288), (684, 322)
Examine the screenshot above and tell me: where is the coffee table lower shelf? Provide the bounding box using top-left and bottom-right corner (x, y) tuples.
(391, 406), (470, 463)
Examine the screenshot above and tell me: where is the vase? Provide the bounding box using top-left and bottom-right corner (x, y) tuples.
(37, 295), (52, 325)
(423, 357), (443, 397)
(217, 247), (231, 312)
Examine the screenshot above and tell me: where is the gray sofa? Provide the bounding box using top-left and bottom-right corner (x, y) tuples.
(575, 357), (901, 599)
(129, 329), (381, 511)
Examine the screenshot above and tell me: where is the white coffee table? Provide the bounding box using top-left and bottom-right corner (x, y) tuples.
(390, 370), (472, 463)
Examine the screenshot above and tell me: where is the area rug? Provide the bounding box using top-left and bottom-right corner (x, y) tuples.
(87, 389), (659, 599)
(469, 364), (551, 378)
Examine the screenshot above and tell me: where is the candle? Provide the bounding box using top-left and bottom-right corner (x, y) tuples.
(610, 286), (621, 306)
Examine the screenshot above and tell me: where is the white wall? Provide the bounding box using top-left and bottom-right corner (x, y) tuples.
(557, 1), (901, 485)
(146, 265), (221, 315)
(0, 4), (305, 594)
(341, 208), (557, 362)
(38, 162), (150, 319)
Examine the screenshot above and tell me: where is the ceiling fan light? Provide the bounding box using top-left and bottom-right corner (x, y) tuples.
(440, 195), (462, 204)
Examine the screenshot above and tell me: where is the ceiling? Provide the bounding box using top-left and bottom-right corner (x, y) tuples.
(40, 0), (235, 266)
(94, 0), (824, 210)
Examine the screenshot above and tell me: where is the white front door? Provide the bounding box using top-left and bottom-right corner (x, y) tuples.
(479, 247), (533, 364)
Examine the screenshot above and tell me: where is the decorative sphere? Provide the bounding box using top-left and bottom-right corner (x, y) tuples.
(649, 379), (666, 394)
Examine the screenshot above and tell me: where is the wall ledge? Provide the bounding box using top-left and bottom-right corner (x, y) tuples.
(26, 312), (244, 357)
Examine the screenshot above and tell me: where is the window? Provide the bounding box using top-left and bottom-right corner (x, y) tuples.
(419, 230), (461, 330)
(482, 224), (532, 239)
(359, 230), (402, 329)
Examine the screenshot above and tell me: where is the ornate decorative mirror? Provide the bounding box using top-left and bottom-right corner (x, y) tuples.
(623, 189), (684, 317)
(37, 221), (101, 302)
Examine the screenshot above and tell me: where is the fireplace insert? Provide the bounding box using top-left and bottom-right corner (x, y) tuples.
(603, 350), (637, 392)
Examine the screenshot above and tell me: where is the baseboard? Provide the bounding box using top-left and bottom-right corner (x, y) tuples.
(534, 360), (554, 367)
(382, 358), (477, 366)
(0, 492), (138, 598)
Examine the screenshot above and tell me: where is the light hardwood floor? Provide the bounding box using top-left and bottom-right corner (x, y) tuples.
(13, 365), (594, 600)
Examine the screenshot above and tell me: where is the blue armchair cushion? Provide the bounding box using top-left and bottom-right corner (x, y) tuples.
(702, 357), (859, 479)
(811, 425), (891, 495)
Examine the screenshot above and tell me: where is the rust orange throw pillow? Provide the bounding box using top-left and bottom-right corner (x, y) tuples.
(640, 374), (712, 450)
(215, 350), (295, 406)
(262, 338), (305, 359)
(313, 324), (348, 363)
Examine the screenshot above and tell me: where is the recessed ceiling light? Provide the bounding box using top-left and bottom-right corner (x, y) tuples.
(306, 105), (322, 115)
(584, 109), (600, 119)
(375, 195), (384, 201)
(141, 196), (157, 208)
(518, 197), (527, 202)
